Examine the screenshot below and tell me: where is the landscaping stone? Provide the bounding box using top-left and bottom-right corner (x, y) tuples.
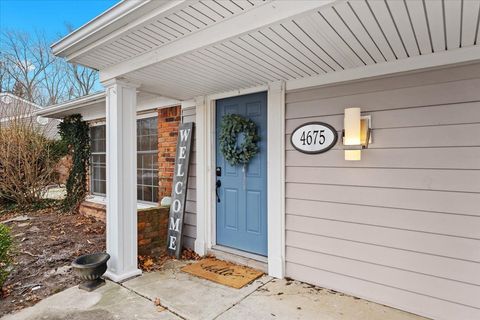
(27, 226), (39, 233)
(17, 223), (30, 228)
(53, 265), (72, 276)
(0, 216), (30, 224)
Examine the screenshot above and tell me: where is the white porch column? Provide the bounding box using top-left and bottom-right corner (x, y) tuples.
(103, 79), (142, 282)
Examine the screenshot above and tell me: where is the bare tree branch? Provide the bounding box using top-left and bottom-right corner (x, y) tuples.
(0, 29), (100, 106)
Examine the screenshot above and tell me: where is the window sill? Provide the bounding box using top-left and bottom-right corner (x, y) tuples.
(85, 195), (159, 209)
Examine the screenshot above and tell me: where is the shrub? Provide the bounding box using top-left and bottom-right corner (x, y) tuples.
(0, 104), (64, 205)
(0, 224), (13, 288)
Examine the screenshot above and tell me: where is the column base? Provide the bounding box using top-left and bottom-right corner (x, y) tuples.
(104, 268), (142, 283)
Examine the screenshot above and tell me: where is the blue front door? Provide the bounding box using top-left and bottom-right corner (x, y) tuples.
(216, 92), (268, 256)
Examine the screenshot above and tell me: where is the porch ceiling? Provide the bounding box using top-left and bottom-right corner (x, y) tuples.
(62, 0), (480, 100)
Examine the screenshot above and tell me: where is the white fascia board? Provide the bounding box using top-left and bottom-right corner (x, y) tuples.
(137, 95), (180, 112)
(286, 45), (480, 91)
(99, 0), (336, 82)
(35, 92), (106, 118)
(52, 0), (176, 58)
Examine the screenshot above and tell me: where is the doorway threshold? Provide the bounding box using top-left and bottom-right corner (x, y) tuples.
(209, 245), (268, 273)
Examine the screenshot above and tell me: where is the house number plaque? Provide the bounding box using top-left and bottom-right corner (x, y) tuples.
(290, 122), (338, 154)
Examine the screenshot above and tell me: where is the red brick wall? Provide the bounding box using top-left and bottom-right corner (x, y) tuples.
(137, 207), (169, 256)
(157, 105), (181, 200)
(79, 201), (169, 257)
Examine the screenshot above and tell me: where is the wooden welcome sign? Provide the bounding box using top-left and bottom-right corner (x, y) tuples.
(167, 122), (194, 258)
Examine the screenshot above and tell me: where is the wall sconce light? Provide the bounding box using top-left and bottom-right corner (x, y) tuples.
(343, 107), (371, 161)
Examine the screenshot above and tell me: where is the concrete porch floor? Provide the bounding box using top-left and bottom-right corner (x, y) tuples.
(2, 260), (428, 320)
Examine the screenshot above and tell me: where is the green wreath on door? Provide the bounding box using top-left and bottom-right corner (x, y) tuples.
(219, 114), (260, 167)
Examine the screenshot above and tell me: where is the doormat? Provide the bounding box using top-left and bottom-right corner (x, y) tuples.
(181, 258), (264, 289)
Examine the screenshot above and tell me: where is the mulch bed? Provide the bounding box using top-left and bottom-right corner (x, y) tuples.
(0, 206), (105, 316)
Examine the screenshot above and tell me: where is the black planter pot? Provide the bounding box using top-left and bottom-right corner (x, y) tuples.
(72, 252), (110, 292)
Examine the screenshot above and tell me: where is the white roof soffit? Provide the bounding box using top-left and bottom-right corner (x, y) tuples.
(59, 0), (480, 100)
(52, 0), (167, 59)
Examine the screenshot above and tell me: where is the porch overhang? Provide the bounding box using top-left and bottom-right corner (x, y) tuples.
(52, 0), (480, 100)
(37, 91), (180, 121)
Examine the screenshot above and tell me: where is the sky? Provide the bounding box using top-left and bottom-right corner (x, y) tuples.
(0, 0), (119, 42)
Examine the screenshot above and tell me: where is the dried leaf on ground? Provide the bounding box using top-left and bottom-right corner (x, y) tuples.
(181, 248), (201, 260)
(143, 258), (154, 269)
(138, 255), (155, 272)
(154, 297), (165, 312)
(138, 254), (172, 272)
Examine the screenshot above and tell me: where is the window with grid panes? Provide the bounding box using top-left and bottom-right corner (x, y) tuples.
(90, 125), (106, 195)
(137, 116), (159, 203)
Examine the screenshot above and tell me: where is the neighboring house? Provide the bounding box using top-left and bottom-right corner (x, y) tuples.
(37, 1), (480, 320)
(0, 92), (60, 139)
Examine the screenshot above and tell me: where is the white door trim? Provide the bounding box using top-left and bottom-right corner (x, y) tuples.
(194, 83), (285, 278)
(266, 82), (286, 278)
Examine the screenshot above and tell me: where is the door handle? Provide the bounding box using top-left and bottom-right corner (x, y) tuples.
(216, 180), (221, 203)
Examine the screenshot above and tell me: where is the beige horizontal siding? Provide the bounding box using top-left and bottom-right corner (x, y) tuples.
(182, 107), (196, 249)
(287, 147), (480, 169)
(287, 215), (480, 262)
(285, 63), (480, 104)
(286, 198), (480, 239)
(285, 63), (480, 320)
(286, 78), (480, 118)
(286, 167), (480, 193)
(287, 183), (480, 216)
(287, 230), (480, 286)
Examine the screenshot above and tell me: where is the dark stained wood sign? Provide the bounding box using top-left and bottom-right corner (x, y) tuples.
(290, 122), (338, 154)
(167, 122), (194, 258)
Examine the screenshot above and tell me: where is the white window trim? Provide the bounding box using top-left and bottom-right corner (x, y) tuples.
(194, 82), (286, 278)
(89, 113), (161, 204)
(136, 115), (160, 203)
(90, 123), (107, 196)
(136, 111), (158, 120)
(86, 185), (158, 211)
